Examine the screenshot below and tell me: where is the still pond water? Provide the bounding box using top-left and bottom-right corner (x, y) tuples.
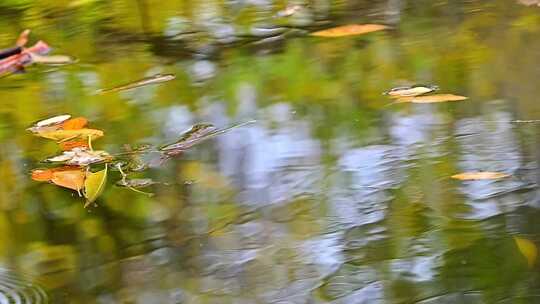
(0, 0), (540, 303)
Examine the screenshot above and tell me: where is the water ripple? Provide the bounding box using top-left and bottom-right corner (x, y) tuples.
(0, 269), (48, 304)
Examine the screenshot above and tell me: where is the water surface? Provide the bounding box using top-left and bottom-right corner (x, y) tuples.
(0, 1), (539, 303)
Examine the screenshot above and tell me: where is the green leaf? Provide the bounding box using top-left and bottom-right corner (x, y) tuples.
(83, 164), (108, 208)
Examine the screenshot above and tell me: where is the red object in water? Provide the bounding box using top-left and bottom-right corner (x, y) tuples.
(0, 40), (51, 77)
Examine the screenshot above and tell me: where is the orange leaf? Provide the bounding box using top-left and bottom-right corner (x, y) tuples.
(397, 94), (468, 104)
(311, 24), (388, 37)
(31, 169), (54, 182)
(59, 140), (89, 151)
(31, 166), (85, 189)
(62, 117), (88, 130)
(451, 172), (510, 180)
(51, 168), (85, 191)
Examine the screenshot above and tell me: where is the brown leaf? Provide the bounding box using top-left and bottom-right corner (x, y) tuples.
(311, 24), (388, 37)
(31, 168), (54, 182)
(51, 168), (85, 191)
(397, 94), (468, 104)
(31, 166), (85, 192)
(59, 140), (90, 151)
(451, 172), (510, 180)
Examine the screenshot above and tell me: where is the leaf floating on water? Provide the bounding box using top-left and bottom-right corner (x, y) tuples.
(35, 114), (71, 128)
(116, 178), (157, 188)
(384, 85), (439, 98)
(30, 53), (76, 65)
(160, 120), (255, 153)
(96, 73), (176, 94)
(514, 236), (538, 268)
(311, 24), (388, 37)
(451, 172), (510, 180)
(31, 168), (54, 181)
(28, 115), (89, 134)
(160, 123), (216, 152)
(51, 168), (85, 192)
(34, 128), (104, 142)
(61, 117), (88, 130)
(59, 140), (89, 151)
(84, 165), (108, 208)
(31, 166), (85, 192)
(45, 148), (112, 166)
(397, 94), (468, 104)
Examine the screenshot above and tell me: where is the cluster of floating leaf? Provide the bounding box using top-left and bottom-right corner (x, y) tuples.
(383, 85), (512, 180)
(7, 24), (520, 204)
(29, 114), (253, 208)
(353, 23), (536, 262)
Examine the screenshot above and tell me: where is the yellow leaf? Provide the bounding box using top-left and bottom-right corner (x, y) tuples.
(451, 172), (510, 180)
(384, 85), (439, 98)
(514, 236), (538, 268)
(35, 128), (104, 142)
(397, 94), (468, 103)
(84, 165), (107, 208)
(311, 24), (388, 37)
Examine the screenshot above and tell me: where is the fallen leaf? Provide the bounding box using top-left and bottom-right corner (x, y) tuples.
(160, 123), (216, 152)
(31, 166), (85, 192)
(51, 168), (85, 192)
(31, 168), (54, 181)
(451, 172), (510, 180)
(59, 140), (89, 151)
(96, 73), (176, 94)
(33, 114), (71, 128)
(61, 117), (88, 130)
(30, 53), (76, 65)
(514, 236), (538, 268)
(45, 148), (112, 166)
(116, 178), (157, 188)
(84, 165), (108, 207)
(35, 128), (104, 142)
(311, 24), (388, 37)
(397, 94), (468, 103)
(27, 114), (71, 133)
(384, 85), (439, 98)
(160, 120), (255, 153)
